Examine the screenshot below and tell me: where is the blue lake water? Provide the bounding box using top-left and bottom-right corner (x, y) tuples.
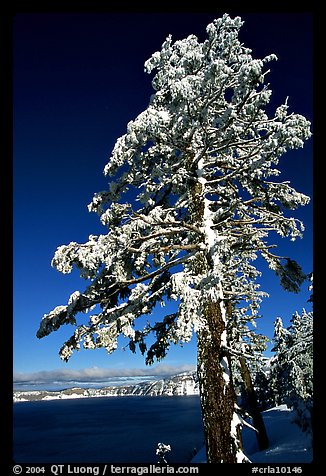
(13, 396), (204, 463)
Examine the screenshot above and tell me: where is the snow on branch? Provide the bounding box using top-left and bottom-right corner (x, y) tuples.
(37, 12), (311, 371)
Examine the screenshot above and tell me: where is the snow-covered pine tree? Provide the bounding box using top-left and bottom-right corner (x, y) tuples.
(253, 360), (275, 412)
(270, 308), (313, 435)
(37, 14), (311, 463)
(269, 317), (290, 406)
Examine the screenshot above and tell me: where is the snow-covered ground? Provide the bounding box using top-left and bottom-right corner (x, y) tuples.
(192, 405), (312, 463)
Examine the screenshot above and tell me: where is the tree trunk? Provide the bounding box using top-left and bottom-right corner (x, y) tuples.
(189, 152), (244, 462)
(239, 357), (269, 451)
(197, 298), (243, 463)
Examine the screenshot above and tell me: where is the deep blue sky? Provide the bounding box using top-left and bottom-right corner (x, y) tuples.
(13, 12), (313, 385)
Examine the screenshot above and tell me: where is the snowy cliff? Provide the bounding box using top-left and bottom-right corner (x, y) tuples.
(13, 371), (199, 402)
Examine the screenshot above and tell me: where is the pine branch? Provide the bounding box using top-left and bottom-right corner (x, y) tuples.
(101, 252), (197, 301)
(133, 229), (183, 243)
(133, 214), (204, 238)
(222, 344), (270, 361)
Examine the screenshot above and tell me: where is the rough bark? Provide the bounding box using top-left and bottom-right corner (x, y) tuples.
(189, 152), (243, 463)
(239, 357), (269, 451)
(197, 299), (240, 463)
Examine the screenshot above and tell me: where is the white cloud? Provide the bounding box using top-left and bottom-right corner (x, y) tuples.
(13, 363), (196, 385)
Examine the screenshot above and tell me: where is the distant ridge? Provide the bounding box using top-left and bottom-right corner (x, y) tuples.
(13, 371), (199, 402)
